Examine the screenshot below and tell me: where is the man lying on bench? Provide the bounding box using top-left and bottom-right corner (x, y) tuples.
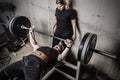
(0, 27), (73, 80)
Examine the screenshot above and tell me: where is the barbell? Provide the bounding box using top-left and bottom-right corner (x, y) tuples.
(8, 16), (119, 64)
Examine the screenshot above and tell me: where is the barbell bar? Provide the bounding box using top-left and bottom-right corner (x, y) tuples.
(21, 25), (65, 41)
(9, 16), (79, 47)
(9, 16), (119, 64)
(20, 21), (81, 47)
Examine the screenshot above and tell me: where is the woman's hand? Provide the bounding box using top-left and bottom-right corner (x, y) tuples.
(51, 28), (55, 35)
(64, 39), (73, 47)
(71, 34), (76, 40)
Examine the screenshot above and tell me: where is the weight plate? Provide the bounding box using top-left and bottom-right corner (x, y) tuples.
(78, 32), (97, 64)
(9, 16), (31, 38)
(84, 34), (97, 64)
(78, 32), (90, 61)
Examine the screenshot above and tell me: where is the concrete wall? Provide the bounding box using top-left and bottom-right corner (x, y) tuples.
(1, 0), (120, 79)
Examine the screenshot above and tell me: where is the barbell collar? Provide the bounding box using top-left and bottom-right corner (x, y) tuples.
(21, 25), (29, 30)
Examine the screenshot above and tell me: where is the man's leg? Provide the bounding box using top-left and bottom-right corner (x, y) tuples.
(23, 55), (46, 80)
(52, 38), (60, 47)
(52, 29), (61, 47)
(23, 65), (42, 80)
(62, 31), (73, 48)
(0, 70), (9, 80)
(0, 60), (24, 80)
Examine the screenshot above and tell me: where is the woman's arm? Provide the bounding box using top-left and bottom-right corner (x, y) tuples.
(51, 17), (57, 34)
(71, 19), (77, 40)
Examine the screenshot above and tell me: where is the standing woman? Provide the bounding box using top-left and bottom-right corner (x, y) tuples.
(51, 0), (77, 47)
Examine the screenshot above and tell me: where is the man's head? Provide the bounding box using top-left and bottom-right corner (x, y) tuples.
(53, 44), (62, 53)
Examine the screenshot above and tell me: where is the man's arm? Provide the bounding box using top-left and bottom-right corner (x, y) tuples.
(29, 28), (40, 51)
(57, 39), (72, 61)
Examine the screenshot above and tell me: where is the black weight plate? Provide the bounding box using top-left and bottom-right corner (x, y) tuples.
(78, 32), (90, 61)
(78, 32), (97, 64)
(84, 34), (97, 64)
(9, 16), (31, 38)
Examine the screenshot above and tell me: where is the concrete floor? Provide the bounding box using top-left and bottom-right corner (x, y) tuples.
(9, 44), (32, 63)
(0, 43), (32, 71)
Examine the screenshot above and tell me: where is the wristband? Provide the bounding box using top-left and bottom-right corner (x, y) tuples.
(66, 46), (71, 49)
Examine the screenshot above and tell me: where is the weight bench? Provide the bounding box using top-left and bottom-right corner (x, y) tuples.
(41, 60), (81, 80)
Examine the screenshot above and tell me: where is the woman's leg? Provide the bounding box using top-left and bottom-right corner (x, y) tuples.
(52, 29), (61, 47)
(61, 31), (73, 48)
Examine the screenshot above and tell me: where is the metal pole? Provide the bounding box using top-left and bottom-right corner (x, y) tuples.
(41, 67), (55, 80)
(21, 25), (80, 47)
(92, 48), (117, 59)
(76, 61), (81, 80)
(21, 25), (65, 41)
(35, 29), (65, 41)
(59, 60), (77, 70)
(54, 68), (76, 80)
